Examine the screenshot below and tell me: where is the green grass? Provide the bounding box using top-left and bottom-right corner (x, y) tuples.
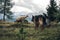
(0, 22), (60, 40)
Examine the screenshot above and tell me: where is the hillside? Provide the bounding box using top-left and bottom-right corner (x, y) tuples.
(0, 22), (60, 40)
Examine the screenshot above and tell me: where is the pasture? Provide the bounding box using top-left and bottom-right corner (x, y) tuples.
(0, 22), (60, 40)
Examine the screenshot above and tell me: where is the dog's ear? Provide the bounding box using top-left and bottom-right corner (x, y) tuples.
(43, 13), (48, 18)
(31, 16), (34, 22)
(26, 15), (28, 17)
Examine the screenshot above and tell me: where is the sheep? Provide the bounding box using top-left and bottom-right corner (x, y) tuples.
(15, 15), (28, 23)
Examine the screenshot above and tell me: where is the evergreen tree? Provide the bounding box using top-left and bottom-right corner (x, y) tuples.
(47, 0), (58, 22)
(0, 0), (13, 21)
(57, 2), (60, 22)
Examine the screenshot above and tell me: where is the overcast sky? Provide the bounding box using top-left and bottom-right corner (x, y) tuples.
(10, 0), (59, 16)
(11, 0), (50, 16)
(0, 0), (59, 21)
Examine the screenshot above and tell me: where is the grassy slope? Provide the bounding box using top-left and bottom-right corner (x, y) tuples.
(0, 22), (60, 40)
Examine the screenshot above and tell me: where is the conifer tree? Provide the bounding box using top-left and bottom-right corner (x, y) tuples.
(47, 0), (58, 22)
(0, 0), (13, 21)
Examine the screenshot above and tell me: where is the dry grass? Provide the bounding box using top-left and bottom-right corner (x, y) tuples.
(0, 21), (60, 40)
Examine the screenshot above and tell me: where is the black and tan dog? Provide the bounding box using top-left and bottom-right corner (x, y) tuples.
(31, 14), (48, 31)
